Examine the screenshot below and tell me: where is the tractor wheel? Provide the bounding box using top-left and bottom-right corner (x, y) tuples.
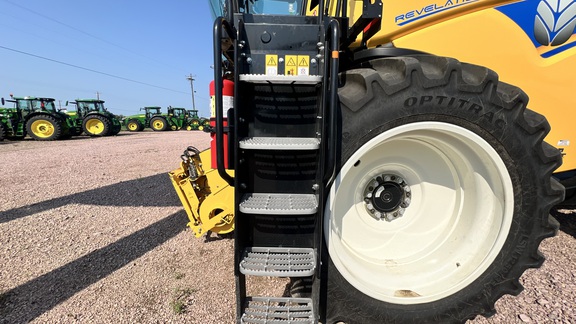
(0, 123), (5, 141)
(323, 56), (564, 323)
(189, 118), (200, 130)
(26, 115), (63, 141)
(150, 117), (168, 131)
(83, 115), (110, 136)
(126, 119), (143, 132)
(201, 118), (210, 128)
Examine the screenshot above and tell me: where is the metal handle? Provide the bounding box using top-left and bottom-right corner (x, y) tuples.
(324, 19), (340, 185)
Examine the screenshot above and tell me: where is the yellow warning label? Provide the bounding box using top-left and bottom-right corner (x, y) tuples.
(266, 54), (278, 76)
(298, 55), (309, 76)
(285, 55), (298, 75)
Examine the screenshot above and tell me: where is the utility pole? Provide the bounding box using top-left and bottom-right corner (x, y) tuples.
(186, 74), (196, 110)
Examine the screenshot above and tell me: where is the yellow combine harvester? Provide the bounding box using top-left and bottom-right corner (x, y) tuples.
(171, 0), (575, 322)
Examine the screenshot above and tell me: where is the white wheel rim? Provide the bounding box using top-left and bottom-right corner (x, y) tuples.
(325, 121), (513, 304)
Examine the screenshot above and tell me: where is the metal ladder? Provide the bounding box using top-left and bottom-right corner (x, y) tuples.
(213, 10), (339, 323)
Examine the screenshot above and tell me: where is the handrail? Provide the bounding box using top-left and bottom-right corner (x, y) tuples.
(213, 17), (236, 186)
(324, 19), (340, 185)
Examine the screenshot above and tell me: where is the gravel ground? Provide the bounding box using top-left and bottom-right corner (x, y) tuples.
(0, 130), (574, 323)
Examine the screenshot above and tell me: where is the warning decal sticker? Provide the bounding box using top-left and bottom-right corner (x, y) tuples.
(298, 55), (309, 75)
(266, 55), (278, 75)
(285, 55), (298, 75)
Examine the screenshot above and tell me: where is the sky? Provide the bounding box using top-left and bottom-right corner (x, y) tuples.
(0, 0), (217, 117)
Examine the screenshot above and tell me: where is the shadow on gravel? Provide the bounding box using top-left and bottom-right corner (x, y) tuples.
(0, 173), (180, 224)
(0, 210), (188, 323)
(551, 208), (576, 239)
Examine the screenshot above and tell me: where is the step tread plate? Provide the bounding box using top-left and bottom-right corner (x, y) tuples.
(241, 296), (315, 324)
(239, 137), (320, 150)
(240, 247), (316, 277)
(239, 193), (318, 215)
(240, 74), (322, 84)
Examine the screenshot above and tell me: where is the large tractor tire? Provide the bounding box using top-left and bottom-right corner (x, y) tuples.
(0, 123), (5, 141)
(126, 119), (143, 132)
(323, 56), (564, 323)
(26, 115), (63, 141)
(150, 117), (168, 131)
(83, 115), (110, 136)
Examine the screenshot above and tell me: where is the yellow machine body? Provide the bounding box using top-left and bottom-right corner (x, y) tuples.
(169, 149), (234, 237)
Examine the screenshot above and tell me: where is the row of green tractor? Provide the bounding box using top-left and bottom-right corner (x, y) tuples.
(0, 96), (121, 141)
(122, 106), (210, 132)
(0, 96), (210, 141)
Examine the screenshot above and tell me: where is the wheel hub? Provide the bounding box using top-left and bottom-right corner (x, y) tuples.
(363, 174), (411, 221)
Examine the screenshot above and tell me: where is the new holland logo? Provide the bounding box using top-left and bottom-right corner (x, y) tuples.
(534, 0), (576, 46)
(497, 0), (576, 58)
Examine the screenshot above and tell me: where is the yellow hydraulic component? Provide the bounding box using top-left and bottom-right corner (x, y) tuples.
(169, 147), (234, 237)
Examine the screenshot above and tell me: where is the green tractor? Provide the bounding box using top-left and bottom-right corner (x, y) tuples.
(123, 106), (183, 132)
(185, 109), (210, 131)
(66, 99), (122, 136)
(166, 106), (189, 130)
(1, 96), (79, 141)
(123, 106), (161, 132)
(0, 103), (26, 141)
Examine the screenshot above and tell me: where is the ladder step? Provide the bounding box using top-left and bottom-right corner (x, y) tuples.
(240, 193), (318, 215)
(240, 247), (316, 276)
(241, 297), (315, 324)
(239, 137), (320, 150)
(240, 74), (322, 84)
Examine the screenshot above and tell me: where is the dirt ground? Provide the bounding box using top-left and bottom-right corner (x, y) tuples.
(0, 131), (574, 323)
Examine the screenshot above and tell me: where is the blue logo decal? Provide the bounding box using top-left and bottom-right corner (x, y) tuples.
(497, 0), (576, 58)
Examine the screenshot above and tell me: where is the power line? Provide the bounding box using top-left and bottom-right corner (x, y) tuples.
(1, 0), (185, 73)
(0, 45), (190, 95)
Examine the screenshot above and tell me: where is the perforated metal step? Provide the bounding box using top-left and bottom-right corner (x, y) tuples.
(240, 74), (322, 84)
(240, 247), (316, 276)
(240, 193), (318, 215)
(239, 137), (320, 150)
(241, 297), (315, 324)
